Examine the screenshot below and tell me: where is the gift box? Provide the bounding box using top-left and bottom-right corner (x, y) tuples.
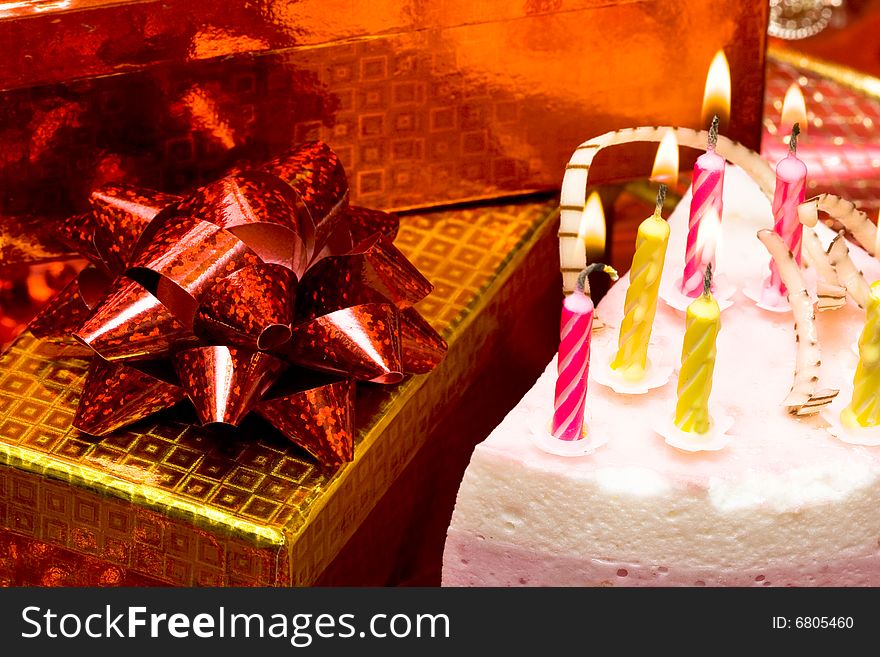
(1, 0), (768, 229)
(0, 196), (561, 586)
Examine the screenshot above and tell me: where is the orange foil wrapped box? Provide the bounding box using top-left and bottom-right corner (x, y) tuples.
(1, 0), (767, 220)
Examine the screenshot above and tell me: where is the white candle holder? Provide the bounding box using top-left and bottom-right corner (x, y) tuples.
(660, 272), (736, 313)
(742, 267), (818, 313)
(654, 409), (735, 452)
(591, 347), (674, 395)
(529, 414), (608, 457)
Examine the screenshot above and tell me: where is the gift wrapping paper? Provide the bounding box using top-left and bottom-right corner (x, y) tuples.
(0, 0), (767, 228)
(0, 198), (559, 586)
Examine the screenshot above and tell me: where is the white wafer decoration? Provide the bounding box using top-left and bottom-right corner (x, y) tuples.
(802, 228), (846, 311)
(559, 126), (775, 294)
(802, 227), (840, 285)
(799, 198), (868, 309)
(757, 229), (838, 415)
(805, 194), (878, 256)
(827, 232), (872, 309)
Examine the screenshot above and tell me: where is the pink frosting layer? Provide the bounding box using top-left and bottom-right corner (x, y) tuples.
(444, 529), (880, 587)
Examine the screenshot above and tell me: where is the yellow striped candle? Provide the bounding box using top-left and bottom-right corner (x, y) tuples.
(842, 281), (880, 428)
(674, 267), (720, 434)
(611, 184), (670, 381)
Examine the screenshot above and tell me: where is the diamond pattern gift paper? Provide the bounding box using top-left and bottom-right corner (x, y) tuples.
(0, 199), (558, 586)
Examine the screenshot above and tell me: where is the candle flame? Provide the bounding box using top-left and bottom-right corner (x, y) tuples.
(650, 130), (679, 187)
(781, 83), (807, 138)
(581, 191), (606, 258)
(697, 206), (721, 256)
(701, 50), (731, 131)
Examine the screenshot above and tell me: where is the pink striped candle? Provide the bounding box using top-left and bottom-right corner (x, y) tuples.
(552, 269), (595, 441)
(682, 115), (725, 297)
(768, 123), (807, 296)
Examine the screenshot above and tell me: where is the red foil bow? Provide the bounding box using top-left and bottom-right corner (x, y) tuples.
(30, 142), (447, 466)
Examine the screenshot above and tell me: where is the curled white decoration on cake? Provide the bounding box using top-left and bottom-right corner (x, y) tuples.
(659, 272), (736, 313)
(655, 409), (734, 453)
(590, 348), (674, 395)
(815, 280), (848, 312)
(558, 126), (775, 295)
(827, 232), (871, 309)
(802, 194), (878, 257)
(529, 414), (608, 457)
(801, 228), (846, 311)
(757, 229), (839, 416)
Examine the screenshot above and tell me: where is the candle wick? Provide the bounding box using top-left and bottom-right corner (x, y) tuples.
(703, 263), (714, 296)
(576, 263), (619, 296)
(789, 122), (800, 155)
(654, 183), (667, 217)
(708, 115), (719, 151)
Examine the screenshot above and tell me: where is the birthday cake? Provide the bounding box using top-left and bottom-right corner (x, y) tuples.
(442, 157), (880, 587)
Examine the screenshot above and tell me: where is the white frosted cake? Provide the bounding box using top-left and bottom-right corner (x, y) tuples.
(443, 165), (880, 587)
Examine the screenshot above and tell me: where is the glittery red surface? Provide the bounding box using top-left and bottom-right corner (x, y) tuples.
(74, 278), (197, 361)
(29, 279), (95, 340)
(257, 378), (355, 466)
(90, 185), (180, 273)
(74, 359), (185, 436)
(174, 346), (286, 426)
(399, 307), (448, 375)
(20, 142), (445, 466)
(56, 213), (103, 266)
(261, 143), (349, 228)
(131, 216), (263, 321)
(195, 263), (296, 350)
(286, 303), (403, 383)
(297, 234), (432, 319)
(347, 206), (399, 244)
(0, 530), (167, 587)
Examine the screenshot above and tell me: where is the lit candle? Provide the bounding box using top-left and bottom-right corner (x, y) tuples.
(768, 122), (807, 296)
(841, 281), (880, 429)
(675, 266), (720, 434)
(552, 264), (616, 440)
(682, 116), (725, 297)
(611, 184), (670, 381)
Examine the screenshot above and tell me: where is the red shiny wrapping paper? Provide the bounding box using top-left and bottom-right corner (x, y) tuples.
(0, 0), (767, 242)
